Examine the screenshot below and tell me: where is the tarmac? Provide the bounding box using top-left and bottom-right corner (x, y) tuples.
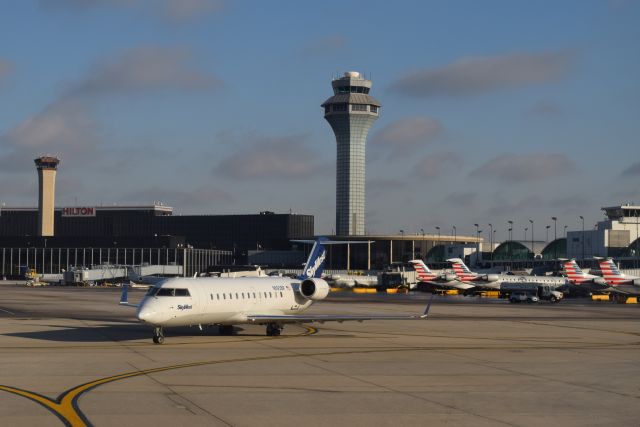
(0, 283), (639, 427)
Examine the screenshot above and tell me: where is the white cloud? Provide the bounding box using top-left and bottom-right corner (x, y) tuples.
(390, 50), (575, 98)
(621, 162), (640, 177)
(0, 60), (14, 81)
(469, 153), (575, 182)
(214, 134), (325, 180)
(412, 151), (461, 179)
(73, 46), (220, 96)
(371, 117), (442, 159)
(298, 35), (347, 57)
(40, 0), (226, 23)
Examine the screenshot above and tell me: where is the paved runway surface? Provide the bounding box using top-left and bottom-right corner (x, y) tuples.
(1, 284), (639, 426)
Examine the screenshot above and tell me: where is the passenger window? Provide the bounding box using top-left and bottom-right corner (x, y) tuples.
(269, 292), (272, 298)
(236, 293), (239, 299)
(217, 294), (220, 300)
(280, 292), (283, 297)
(223, 294), (226, 300)
(242, 293), (245, 299)
(253, 292), (256, 298)
(156, 288), (174, 296)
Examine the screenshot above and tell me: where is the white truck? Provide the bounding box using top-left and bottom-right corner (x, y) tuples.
(503, 283), (563, 303)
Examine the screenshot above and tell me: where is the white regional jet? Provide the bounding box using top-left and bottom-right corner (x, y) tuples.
(120, 238), (431, 344)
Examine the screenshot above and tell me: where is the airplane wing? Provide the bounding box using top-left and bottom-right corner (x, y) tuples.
(246, 296), (433, 324)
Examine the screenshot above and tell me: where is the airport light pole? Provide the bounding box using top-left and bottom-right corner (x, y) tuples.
(551, 217), (557, 259)
(488, 223), (493, 263)
(435, 226), (440, 262)
(474, 224), (479, 265)
(579, 215), (585, 260)
(529, 219), (534, 267)
(508, 220), (513, 265)
(400, 229), (404, 262)
(452, 225), (456, 258)
(545, 225), (550, 243)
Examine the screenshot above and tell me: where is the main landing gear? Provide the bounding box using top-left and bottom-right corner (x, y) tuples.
(152, 327), (165, 344)
(266, 323), (282, 337)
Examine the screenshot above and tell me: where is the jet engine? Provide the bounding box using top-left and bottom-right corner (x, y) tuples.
(300, 278), (330, 301)
(633, 278), (640, 286)
(481, 274), (500, 282)
(593, 277), (608, 286)
(442, 273), (458, 282)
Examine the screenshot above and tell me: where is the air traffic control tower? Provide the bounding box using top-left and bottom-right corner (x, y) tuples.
(322, 71), (381, 236)
(34, 156), (60, 237)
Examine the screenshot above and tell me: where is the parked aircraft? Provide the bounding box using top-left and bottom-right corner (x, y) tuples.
(593, 257), (640, 298)
(121, 238), (431, 344)
(408, 259), (474, 291)
(446, 258), (567, 291)
(559, 259), (608, 294)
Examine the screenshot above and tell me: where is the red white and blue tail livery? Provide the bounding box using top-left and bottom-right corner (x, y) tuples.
(447, 258), (480, 282)
(596, 257), (640, 286)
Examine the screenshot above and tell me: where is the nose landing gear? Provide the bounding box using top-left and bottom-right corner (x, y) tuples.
(152, 327), (165, 344)
(266, 323), (282, 337)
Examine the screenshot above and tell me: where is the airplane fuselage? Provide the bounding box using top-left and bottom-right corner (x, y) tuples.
(136, 277), (314, 327)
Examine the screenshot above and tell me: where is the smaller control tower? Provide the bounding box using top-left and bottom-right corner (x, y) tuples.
(34, 156), (60, 237)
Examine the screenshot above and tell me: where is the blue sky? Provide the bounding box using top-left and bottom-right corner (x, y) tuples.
(0, 0), (638, 240)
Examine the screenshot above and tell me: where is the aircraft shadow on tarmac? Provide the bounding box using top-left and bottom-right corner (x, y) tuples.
(0, 324), (289, 343)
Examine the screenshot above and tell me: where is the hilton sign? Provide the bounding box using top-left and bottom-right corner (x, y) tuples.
(62, 207), (96, 217)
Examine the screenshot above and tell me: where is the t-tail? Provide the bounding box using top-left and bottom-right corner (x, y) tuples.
(298, 238), (328, 280)
(447, 258), (478, 281)
(596, 257), (626, 285)
(409, 259), (437, 282)
(561, 259), (589, 284)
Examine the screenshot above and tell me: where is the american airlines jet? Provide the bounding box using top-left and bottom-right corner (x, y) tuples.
(121, 238), (431, 344)
(447, 258), (567, 291)
(559, 259), (607, 293)
(408, 259), (475, 291)
(594, 257), (640, 297)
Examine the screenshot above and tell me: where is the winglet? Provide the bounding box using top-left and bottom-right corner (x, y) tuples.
(420, 294), (434, 319)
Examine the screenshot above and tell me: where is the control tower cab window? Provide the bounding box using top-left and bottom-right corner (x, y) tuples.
(352, 104), (367, 111)
(370, 105), (378, 113)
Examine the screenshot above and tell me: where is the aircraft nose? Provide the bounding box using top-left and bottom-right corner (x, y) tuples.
(137, 306), (157, 323)
(137, 309), (152, 322)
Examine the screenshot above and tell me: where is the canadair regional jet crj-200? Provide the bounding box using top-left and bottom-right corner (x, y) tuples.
(120, 238), (431, 344)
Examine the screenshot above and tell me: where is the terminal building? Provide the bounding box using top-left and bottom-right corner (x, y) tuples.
(0, 205), (313, 251)
(0, 204), (314, 277)
(567, 204), (640, 260)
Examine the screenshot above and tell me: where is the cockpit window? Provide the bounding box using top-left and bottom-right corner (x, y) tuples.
(146, 287), (159, 296)
(153, 288), (191, 297)
(156, 288), (175, 296)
